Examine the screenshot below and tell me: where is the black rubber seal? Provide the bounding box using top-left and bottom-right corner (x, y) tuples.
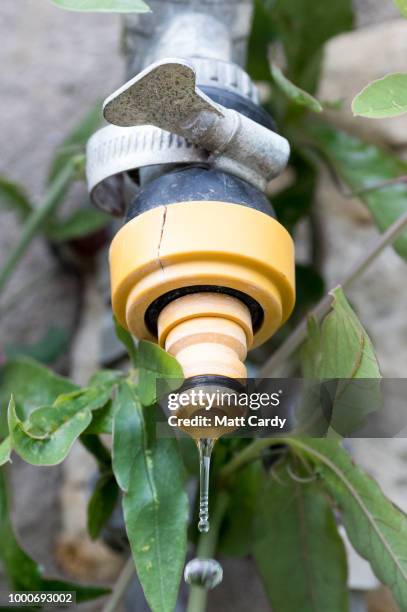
(179, 375), (247, 394)
(145, 285), (264, 338)
(126, 166), (275, 221)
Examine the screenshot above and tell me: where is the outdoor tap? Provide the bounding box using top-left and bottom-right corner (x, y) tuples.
(101, 56), (295, 389)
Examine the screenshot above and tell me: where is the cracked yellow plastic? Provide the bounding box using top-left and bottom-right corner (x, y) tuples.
(109, 201), (295, 349)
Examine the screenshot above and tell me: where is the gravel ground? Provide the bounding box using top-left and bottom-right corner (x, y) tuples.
(0, 0), (122, 349)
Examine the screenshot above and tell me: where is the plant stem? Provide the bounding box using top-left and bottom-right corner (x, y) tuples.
(260, 210), (407, 377)
(326, 163), (407, 199)
(186, 490), (229, 612)
(102, 556), (135, 612)
(0, 160), (77, 294)
(220, 439), (285, 482)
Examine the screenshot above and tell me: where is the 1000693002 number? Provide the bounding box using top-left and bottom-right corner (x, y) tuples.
(5, 592), (75, 607)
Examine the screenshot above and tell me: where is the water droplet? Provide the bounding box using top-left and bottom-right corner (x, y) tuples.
(184, 558), (223, 589)
(197, 438), (214, 533)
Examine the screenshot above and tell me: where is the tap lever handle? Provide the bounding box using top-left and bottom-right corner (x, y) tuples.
(103, 58), (223, 132)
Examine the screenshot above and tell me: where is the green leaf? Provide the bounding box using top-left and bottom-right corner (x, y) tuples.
(85, 400), (114, 434)
(177, 437), (199, 476)
(121, 382), (188, 612)
(0, 466), (44, 591)
(0, 467), (109, 600)
(0, 178), (32, 222)
(81, 433), (118, 540)
(8, 395), (91, 466)
(0, 358), (77, 423)
(301, 287), (381, 434)
(246, 0), (277, 82)
(253, 459), (348, 612)
(218, 462), (263, 557)
(7, 386), (111, 466)
(47, 105), (102, 184)
(305, 121), (407, 259)
(301, 287), (381, 433)
(113, 316), (138, 366)
(47, 207), (109, 242)
(271, 64), (323, 113)
(273, 0), (354, 92)
(5, 326), (68, 364)
(112, 382), (144, 492)
(50, 0), (150, 13)
(352, 73), (407, 119)
(26, 386), (111, 436)
(301, 287), (380, 379)
(87, 472), (119, 540)
(291, 438), (407, 610)
(0, 439), (11, 466)
(88, 369), (123, 387)
(84, 370), (123, 435)
(394, 0), (407, 18)
(137, 340), (183, 406)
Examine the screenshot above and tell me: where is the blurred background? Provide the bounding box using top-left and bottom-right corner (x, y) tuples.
(0, 0), (406, 610)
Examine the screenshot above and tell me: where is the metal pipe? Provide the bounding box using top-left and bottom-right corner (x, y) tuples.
(123, 0), (254, 77)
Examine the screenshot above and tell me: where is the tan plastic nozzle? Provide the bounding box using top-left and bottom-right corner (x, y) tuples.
(157, 292), (253, 380)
